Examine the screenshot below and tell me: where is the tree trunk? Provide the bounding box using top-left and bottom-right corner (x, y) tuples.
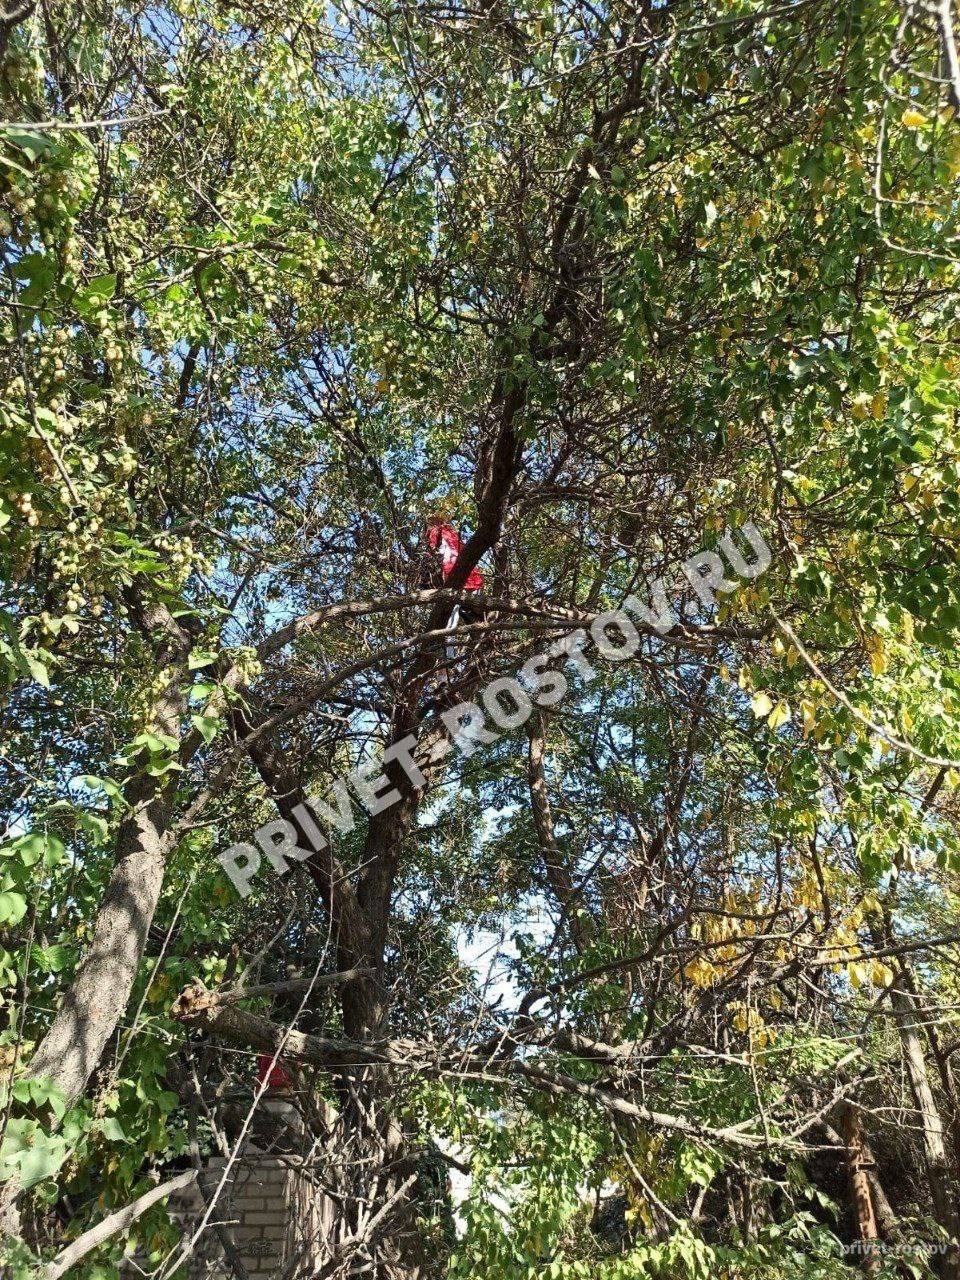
(842, 1103), (880, 1273)
(1, 653), (186, 1238)
(821, 1119), (898, 1241)
(891, 976), (960, 1279)
(526, 709), (592, 952)
(25, 768), (178, 1105)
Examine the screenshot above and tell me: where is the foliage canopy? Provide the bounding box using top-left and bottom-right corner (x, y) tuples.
(3, 0), (960, 1277)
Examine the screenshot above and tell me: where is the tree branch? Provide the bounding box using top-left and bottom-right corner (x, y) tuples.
(44, 1171), (197, 1280)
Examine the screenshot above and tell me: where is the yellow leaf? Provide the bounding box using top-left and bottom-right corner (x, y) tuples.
(867, 635), (888, 676)
(767, 700), (791, 730)
(870, 391), (887, 420)
(684, 957), (718, 987)
(901, 107), (928, 129)
(800, 697), (816, 737)
(870, 960), (895, 988)
(751, 691), (774, 718)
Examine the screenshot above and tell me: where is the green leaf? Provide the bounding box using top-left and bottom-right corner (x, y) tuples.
(0, 1120), (67, 1189)
(85, 273), (117, 300)
(130, 731), (179, 754)
(79, 810), (110, 843)
(190, 712), (219, 745)
(0, 891), (27, 924)
(35, 944), (72, 974)
(25, 655), (50, 688)
(3, 832), (65, 869)
(0, 149), (32, 177)
(144, 758), (183, 775)
(1, 128), (53, 161)
(15, 252), (55, 305)
(11, 1078), (67, 1120)
(78, 774), (123, 800)
(16, 1136), (67, 1190)
(101, 1117), (126, 1142)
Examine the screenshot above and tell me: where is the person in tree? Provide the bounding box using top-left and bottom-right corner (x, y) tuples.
(425, 511), (485, 659)
(425, 510), (485, 593)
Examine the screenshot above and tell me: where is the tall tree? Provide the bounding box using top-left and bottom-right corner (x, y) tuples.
(3, 0), (960, 1277)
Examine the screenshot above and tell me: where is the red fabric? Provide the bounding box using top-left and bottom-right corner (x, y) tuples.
(256, 1054), (293, 1090)
(426, 520), (484, 590)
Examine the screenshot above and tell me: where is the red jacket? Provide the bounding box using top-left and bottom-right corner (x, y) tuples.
(256, 1054), (293, 1090)
(426, 521), (484, 590)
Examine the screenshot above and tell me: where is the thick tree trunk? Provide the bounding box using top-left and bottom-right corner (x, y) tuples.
(25, 766), (178, 1105)
(1, 634), (186, 1238)
(338, 751), (427, 1278)
(23, 606), (189, 1109)
(899, 969), (960, 1186)
(891, 976), (960, 1279)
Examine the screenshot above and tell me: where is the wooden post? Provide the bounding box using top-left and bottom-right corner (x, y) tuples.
(843, 1103), (880, 1274)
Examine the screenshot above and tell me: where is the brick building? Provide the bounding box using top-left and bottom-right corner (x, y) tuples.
(162, 1152), (331, 1278)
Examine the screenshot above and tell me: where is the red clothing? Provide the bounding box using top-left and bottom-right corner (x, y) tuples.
(426, 521), (484, 590)
(256, 1054), (293, 1090)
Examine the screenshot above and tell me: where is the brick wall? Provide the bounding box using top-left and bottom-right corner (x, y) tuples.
(123, 1154), (331, 1279)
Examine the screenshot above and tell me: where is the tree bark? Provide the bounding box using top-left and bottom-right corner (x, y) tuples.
(526, 709), (592, 952)
(842, 1103), (880, 1273)
(1, 607), (189, 1238)
(25, 674), (185, 1108)
(0, 0), (35, 65)
(820, 1119), (898, 1241)
(890, 976), (960, 1279)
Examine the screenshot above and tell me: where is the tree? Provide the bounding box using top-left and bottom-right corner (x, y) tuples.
(3, 0), (960, 1277)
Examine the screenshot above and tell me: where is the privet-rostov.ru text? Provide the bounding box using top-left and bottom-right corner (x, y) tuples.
(219, 523), (770, 897)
